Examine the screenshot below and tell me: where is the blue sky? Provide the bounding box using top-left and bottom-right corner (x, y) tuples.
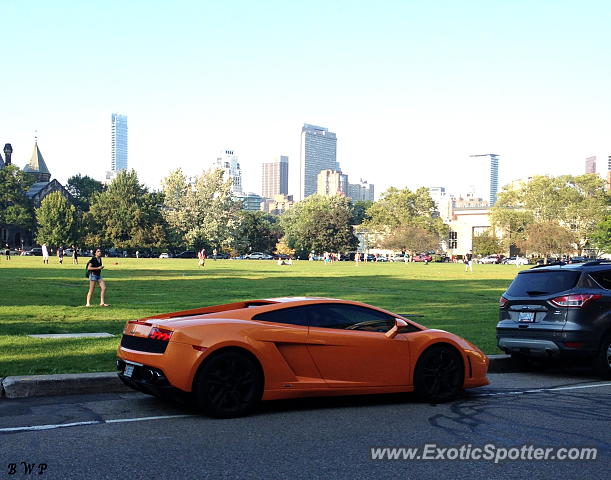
(1, 0), (610, 199)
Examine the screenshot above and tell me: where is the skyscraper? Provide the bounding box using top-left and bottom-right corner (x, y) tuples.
(213, 149), (243, 194)
(111, 113), (128, 172)
(300, 124), (338, 199)
(585, 156), (596, 174)
(262, 155), (288, 199)
(489, 154), (499, 206)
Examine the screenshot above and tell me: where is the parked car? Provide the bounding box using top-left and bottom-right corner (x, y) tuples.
(212, 252), (230, 259)
(24, 247), (43, 256)
(502, 256), (529, 266)
(246, 252), (273, 260)
(477, 255), (500, 264)
(389, 254), (406, 262)
(496, 260), (611, 378)
(117, 297), (489, 417)
(159, 253), (170, 259)
(412, 254), (432, 262)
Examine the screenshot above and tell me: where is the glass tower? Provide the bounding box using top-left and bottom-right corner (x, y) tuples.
(111, 113), (128, 172)
(300, 124), (338, 199)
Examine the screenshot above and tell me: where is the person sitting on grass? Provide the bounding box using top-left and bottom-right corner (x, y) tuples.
(85, 248), (109, 307)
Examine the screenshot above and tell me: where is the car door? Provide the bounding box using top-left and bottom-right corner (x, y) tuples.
(303, 304), (411, 388)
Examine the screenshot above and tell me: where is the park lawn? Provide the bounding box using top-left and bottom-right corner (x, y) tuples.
(0, 256), (525, 376)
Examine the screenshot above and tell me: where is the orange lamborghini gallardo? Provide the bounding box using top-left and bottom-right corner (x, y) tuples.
(117, 297), (489, 417)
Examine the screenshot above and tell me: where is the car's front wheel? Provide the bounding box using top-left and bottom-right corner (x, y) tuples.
(194, 350), (264, 418)
(594, 334), (611, 379)
(414, 344), (464, 403)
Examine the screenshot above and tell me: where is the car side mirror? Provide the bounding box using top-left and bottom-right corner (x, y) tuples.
(385, 318), (408, 339)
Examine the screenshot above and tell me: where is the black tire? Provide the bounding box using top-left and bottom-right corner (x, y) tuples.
(414, 344), (464, 403)
(194, 350), (263, 418)
(594, 334), (611, 380)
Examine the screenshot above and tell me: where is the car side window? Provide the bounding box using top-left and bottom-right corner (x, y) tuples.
(252, 307), (309, 326)
(304, 304), (394, 332)
(590, 270), (611, 290)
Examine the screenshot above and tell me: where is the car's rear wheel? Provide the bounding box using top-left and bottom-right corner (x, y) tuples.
(194, 350), (263, 418)
(414, 344), (464, 403)
(594, 334), (611, 379)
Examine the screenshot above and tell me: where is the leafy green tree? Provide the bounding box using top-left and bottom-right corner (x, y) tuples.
(380, 225), (440, 254)
(235, 211), (281, 254)
(84, 170), (168, 249)
(365, 186), (447, 235)
(0, 165), (35, 230)
(350, 200), (373, 225)
(517, 222), (576, 260)
(589, 216), (611, 255)
(472, 229), (502, 256)
(280, 195), (358, 256)
(491, 174), (608, 254)
(35, 191), (77, 247)
(66, 174), (105, 212)
(161, 168), (242, 250)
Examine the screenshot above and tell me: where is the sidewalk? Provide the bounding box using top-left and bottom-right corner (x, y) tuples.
(0, 355), (516, 399)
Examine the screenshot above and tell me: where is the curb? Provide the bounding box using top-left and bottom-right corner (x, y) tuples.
(0, 355), (515, 399)
(1, 372), (131, 399)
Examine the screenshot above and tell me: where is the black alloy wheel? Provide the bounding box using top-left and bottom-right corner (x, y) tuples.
(414, 344), (464, 403)
(594, 334), (611, 380)
(195, 351), (263, 418)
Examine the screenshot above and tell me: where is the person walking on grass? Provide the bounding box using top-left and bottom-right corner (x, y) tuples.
(465, 251), (474, 272)
(42, 243), (49, 264)
(85, 248), (109, 307)
(5, 243), (10, 260)
(72, 245), (78, 264)
(58, 245), (64, 264)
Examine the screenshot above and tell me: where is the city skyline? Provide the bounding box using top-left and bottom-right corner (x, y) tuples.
(1, 1), (610, 199)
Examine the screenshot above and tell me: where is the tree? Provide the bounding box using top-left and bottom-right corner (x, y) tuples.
(35, 191), (77, 247)
(491, 174), (608, 254)
(380, 225), (440, 254)
(274, 239), (295, 257)
(161, 168), (242, 250)
(66, 174), (105, 212)
(365, 186), (448, 235)
(84, 170), (168, 249)
(279, 195), (358, 256)
(234, 211), (281, 254)
(350, 200), (373, 225)
(472, 229), (502, 256)
(589, 216), (611, 255)
(517, 222), (576, 260)
(0, 165), (35, 230)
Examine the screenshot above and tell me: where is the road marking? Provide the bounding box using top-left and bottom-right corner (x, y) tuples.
(473, 382), (611, 397)
(0, 414), (195, 433)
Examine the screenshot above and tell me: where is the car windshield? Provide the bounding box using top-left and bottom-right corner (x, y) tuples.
(506, 270), (581, 297)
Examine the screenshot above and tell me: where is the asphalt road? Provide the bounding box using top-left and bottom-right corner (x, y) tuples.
(1, 369), (610, 480)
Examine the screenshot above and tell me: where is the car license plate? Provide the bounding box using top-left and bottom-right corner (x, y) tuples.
(518, 312), (535, 323)
(124, 364), (135, 377)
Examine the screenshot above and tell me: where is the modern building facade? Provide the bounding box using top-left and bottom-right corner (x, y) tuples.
(317, 169), (348, 196)
(489, 154), (499, 206)
(347, 179), (375, 202)
(213, 149), (243, 194)
(111, 113), (128, 172)
(235, 192), (265, 211)
(585, 156), (596, 174)
(300, 124), (338, 200)
(262, 155), (288, 198)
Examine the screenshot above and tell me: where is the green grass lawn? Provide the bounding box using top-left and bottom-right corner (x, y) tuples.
(0, 256), (526, 376)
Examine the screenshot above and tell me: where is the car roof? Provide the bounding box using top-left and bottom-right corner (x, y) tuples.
(523, 260), (611, 273)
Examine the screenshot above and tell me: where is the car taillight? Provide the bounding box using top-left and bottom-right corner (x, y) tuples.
(499, 296), (509, 308)
(549, 294), (602, 308)
(149, 327), (173, 342)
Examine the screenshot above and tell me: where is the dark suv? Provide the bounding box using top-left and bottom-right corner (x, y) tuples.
(496, 260), (611, 378)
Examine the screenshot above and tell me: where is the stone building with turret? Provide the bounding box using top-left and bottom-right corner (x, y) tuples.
(0, 140), (73, 249)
